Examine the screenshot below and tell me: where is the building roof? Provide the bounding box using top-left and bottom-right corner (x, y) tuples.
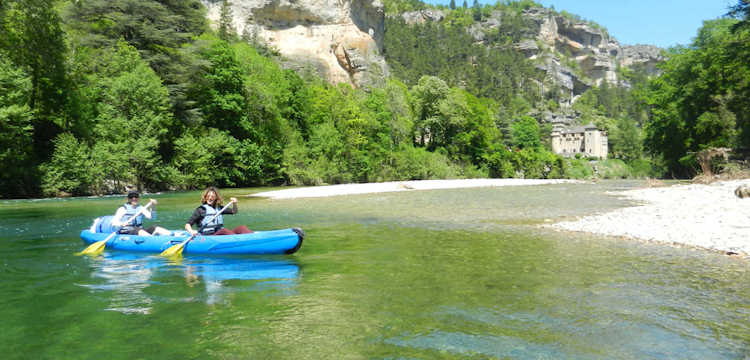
(554, 124), (601, 135)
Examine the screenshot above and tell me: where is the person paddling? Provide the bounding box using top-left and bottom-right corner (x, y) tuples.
(185, 187), (252, 236)
(111, 191), (171, 236)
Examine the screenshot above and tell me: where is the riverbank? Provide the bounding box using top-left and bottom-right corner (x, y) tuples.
(548, 179), (750, 256)
(255, 178), (750, 256)
(252, 179), (582, 199)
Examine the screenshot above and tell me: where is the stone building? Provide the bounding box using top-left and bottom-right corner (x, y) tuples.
(550, 124), (608, 159)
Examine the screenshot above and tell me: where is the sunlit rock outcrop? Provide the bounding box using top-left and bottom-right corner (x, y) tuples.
(202, 0), (388, 88)
(401, 6), (664, 104)
(524, 7), (662, 95)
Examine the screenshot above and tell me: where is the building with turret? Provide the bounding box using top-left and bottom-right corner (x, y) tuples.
(551, 124), (608, 159)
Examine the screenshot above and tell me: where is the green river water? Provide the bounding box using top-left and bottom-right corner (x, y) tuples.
(1, 181), (748, 359)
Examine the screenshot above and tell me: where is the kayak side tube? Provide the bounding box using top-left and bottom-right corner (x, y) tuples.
(80, 227), (305, 255)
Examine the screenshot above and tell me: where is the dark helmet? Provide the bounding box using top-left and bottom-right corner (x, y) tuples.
(127, 191), (140, 199)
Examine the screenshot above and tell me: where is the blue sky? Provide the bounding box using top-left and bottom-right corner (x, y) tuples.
(422, 0), (737, 48)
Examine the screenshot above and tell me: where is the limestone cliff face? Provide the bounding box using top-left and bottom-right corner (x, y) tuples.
(402, 7), (664, 104)
(201, 0), (388, 88)
(529, 7), (621, 84)
(525, 8), (664, 91)
(620, 44), (665, 75)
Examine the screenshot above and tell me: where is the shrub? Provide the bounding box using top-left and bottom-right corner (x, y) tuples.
(597, 159), (631, 179)
(41, 133), (102, 196)
(565, 158), (594, 179)
(386, 147), (460, 180)
(628, 158), (653, 178)
(172, 129), (243, 189)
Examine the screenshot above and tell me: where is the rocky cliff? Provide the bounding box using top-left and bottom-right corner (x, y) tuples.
(202, 1), (663, 103)
(526, 8), (664, 93)
(201, 0), (388, 88)
(402, 7), (665, 105)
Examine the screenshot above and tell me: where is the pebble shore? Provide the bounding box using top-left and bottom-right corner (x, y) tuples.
(254, 178), (750, 256)
(252, 179), (581, 199)
(548, 180), (750, 256)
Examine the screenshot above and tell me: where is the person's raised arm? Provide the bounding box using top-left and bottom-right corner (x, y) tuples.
(141, 199), (157, 219)
(222, 197), (238, 214)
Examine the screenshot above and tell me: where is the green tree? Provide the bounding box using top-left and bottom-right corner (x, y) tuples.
(192, 39), (249, 138)
(435, 88), (498, 164)
(381, 0), (426, 15)
(0, 55), (35, 197)
(728, 0), (750, 31)
(218, 0), (236, 41)
(411, 76), (450, 147)
(172, 129), (244, 189)
(2, 0), (71, 166)
(382, 79), (414, 149)
(644, 18), (747, 176)
(65, 0), (207, 127)
(232, 40), (294, 184)
(64, 0), (206, 71)
(472, 0), (481, 21)
(484, 146), (515, 178)
(91, 41), (174, 191)
(511, 115), (541, 150)
(510, 148), (561, 179)
(40, 133), (101, 196)
(384, 15), (541, 110)
(279, 69), (313, 140)
(609, 116), (642, 162)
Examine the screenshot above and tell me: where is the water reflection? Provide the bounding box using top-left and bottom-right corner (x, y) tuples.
(79, 253), (300, 314)
(81, 253), (156, 314)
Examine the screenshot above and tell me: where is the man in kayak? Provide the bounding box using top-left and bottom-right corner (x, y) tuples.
(112, 191), (171, 236)
(185, 187), (252, 236)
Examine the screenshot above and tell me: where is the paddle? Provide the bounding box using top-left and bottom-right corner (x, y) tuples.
(79, 200), (155, 255)
(160, 202), (233, 257)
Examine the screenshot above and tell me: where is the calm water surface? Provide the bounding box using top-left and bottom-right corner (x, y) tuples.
(1, 181), (748, 359)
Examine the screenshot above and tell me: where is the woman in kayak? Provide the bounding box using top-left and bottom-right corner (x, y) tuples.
(112, 191), (171, 236)
(185, 187), (253, 236)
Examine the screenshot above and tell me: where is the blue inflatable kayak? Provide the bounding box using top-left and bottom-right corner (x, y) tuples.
(79, 228), (304, 255)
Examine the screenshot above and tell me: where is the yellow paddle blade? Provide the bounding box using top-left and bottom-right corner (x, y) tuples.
(78, 240), (107, 255)
(77, 231), (117, 256)
(159, 242), (186, 257)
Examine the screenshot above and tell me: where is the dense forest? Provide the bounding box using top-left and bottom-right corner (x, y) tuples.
(0, 0), (748, 198)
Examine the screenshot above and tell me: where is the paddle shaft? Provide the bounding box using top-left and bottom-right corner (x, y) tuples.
(116, 200), (154, 229)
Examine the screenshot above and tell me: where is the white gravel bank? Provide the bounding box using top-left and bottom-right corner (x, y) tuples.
(254, 178), (750, 255)
(549, 180), (750, 255)
(253, 179), (581, 199)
